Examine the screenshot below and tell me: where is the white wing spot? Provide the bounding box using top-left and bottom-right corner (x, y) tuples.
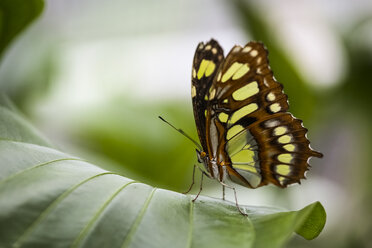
(265, 119), (280, 128)
(232, 46), (241, 53)
(270, 103), (281, 113)
(266, 92), (276, 101)
(250, 49), (258, 57)
(256, 67), (264, 75)
(242, 46), (252, 53)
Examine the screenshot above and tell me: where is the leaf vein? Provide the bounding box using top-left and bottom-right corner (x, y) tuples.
(186, 196), (194, 248)
(71, 181), (138, 248)
(0, 157), (84, 185)
(12, 172), (120, 248)
(121, 187), (157, 248)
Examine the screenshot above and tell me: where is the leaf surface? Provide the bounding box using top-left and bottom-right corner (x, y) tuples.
(0, 101), (326, 248)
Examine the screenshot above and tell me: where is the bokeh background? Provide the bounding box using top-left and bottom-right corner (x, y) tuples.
(1, 0), (372, 247)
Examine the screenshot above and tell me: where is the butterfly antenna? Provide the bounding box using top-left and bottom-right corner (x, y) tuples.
(158, 116), (202, 151)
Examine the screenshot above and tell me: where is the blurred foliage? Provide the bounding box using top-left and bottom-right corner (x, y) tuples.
(71, 98), (198, 192)
(11, 50), (57, 113)
(232, 0), (319, 124)
(340, 21), (372, 112)
(340, 19), (372, 246)
(0, 0), (44, 59)
(0, 0), (50, 114)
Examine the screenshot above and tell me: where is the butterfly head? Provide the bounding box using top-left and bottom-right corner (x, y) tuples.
(196, 149), (212, 173)
(196, 149), (207, 163)
(196, 149), (224, 180)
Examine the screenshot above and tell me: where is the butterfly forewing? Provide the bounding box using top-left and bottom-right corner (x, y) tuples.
(191, 40), (224, 151)
(192, 40), (323, 189)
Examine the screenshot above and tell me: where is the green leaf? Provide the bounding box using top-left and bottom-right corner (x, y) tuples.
(0, 98), (326, 247)
(294, 202), (326, 240)
(0, 0), (44, 60)
(0, 94), (51, 147)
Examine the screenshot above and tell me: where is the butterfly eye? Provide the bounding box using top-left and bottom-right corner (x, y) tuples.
(196, 150), (207, 163)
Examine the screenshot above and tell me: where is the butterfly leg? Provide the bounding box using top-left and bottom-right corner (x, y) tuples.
(192, 171), (204, 202)
(219, 182), (248, 216)
(222, 185), (225, 201)
(183, 164), (197, 194)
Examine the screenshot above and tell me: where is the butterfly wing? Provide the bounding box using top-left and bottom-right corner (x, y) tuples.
(206, 41), (323, 188)
(191, 39), (224, 151)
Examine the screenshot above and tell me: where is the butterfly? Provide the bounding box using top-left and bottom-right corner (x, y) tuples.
(160, 39), (323, 215)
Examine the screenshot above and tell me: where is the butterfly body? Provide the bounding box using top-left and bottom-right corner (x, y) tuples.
(191, 39), (323, 190)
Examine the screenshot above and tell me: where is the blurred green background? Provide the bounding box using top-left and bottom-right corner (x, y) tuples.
(1, 0), (372, 247)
